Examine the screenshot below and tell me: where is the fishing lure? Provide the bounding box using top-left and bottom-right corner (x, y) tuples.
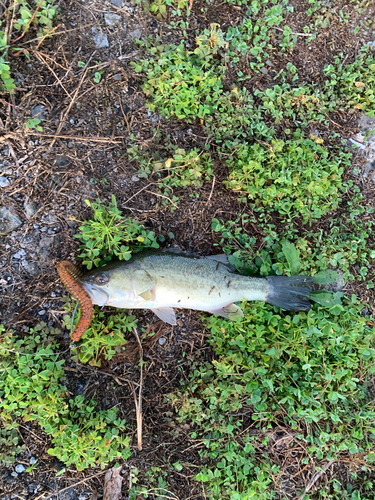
(56, 260), (94, 342)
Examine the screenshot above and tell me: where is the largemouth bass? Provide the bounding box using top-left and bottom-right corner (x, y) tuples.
(76, 250), (315, 326)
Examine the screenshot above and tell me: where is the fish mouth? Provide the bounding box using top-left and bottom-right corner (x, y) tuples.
(80, 282), (110, 307)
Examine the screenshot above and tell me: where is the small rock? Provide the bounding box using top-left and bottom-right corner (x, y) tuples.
(67, 142), (74, 149)
(29, 457), (37, 465)
(31, 105), (47, 121)
(15, 464), (26, 473)
(147, 110), (161, 124)
(29, 482), (37, 493)
(11, 471), (18, 477)
(111, 0), (124, 6)
(105, 13), (121, 26)
(22, 261), (41, 277)
(113, 73), (122, 81)
(92, 27), (109, 48)
(0, 206), (23, 235)
(131, 175), (140, 182)
(24, 198), (38, 218)
(265, 59), (274, 67)
(13, 249), (26, 259)
(0, 177), (10, 187)
(54, 156), (70, 167)
(38, 310), (46, 315)
(129, 28), (142, 39)
(260, 66), (268, 74)
(158, 337), (167, 346)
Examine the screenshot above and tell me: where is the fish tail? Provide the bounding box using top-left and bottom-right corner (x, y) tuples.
(56, 260), (94, 341)
(266, 275), (315, 311)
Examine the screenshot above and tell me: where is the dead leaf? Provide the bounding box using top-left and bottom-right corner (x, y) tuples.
(355, 82), (365, 87)
(165, 158), (173, 169)
(103, 466), (123, 500)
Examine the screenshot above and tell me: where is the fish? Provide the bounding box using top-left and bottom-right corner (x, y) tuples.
(73, 249), (315, 329)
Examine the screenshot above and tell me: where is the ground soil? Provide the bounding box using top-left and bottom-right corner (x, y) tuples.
(1, 0), (375, 498)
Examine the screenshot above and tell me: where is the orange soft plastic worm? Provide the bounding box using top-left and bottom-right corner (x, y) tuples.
(56, 260), (94, 342)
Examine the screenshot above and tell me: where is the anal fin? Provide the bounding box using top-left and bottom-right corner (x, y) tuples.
(211, 303), (244, 321)
(150, 307), (177, 325)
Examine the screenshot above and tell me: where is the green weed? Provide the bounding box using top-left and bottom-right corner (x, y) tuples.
(12, 0), (58, 36)
(0, 426), (25, 465)
(0, 1), (58, 94)
(211, 198), (375, 282)
(132, 39), (225, 121)
(171, 300), (375, 498)
(137, 0), (188, 19)
(324, 49), (375, 117)
(225, 134), (350, 223)
(0, 323), (131, 470)
(203, 87), (274, 145)
(128, 142), (214, 189)
(62, 299), (137, 366)
(75, 195), (159, 269)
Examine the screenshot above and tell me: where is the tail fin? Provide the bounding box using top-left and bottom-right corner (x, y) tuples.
(266, 276), (315, 311)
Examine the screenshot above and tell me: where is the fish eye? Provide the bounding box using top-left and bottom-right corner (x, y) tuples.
(95, 275), (109, 285)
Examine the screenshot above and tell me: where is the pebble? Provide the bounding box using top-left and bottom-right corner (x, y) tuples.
(158, 337), (167, 346)
(113, 73), (122, 81)
(111, 0), (123, 6)
(15, 464), (26, 473)
(131, 175), (140, 182)
(0, 177), (10, 187)
(92, 27), (109, 48)
(54, 156), (70, 167)
(30, 457), (37, 465)
(24, 199), (38, 218)
(38, 310), (46, 315)
(105, 13), (121, 26)
(11, 471), (18, 477)
(22, 260), (40, 276)
(13, 249), (26, 259)
(31, 105), (47, 121)
(129, 28), (142, 39)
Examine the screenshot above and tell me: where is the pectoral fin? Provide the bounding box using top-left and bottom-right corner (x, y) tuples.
(211, 303), (244, 321)
(131, 268), (155, 301)
(139, 289), (155, 301)
(150, 307), (177, 325)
